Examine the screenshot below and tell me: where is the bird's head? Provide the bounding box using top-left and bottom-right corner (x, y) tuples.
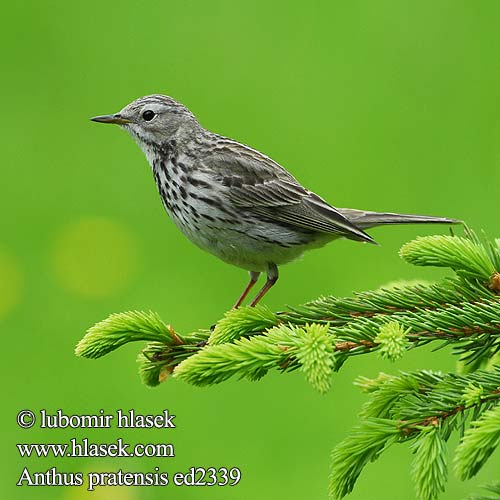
(91, 94), (200, 145)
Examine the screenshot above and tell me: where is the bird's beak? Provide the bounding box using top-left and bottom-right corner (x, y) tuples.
(90, 114), (132, 125)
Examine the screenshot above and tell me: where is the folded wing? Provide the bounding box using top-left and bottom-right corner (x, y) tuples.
(202, 142), (375, 243)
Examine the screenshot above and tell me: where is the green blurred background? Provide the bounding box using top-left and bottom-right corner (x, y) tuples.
(2, 1), (499, 498)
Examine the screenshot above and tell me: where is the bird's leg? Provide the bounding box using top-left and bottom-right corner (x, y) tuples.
(249, 264), (279, 307)
(233, 271), (261, 309)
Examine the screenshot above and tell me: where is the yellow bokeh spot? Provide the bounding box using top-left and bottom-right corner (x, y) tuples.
(63, 465), (137, 500)
(64, 484), (136, 500)
(52, 217), (138, 298)
(0, 248), (22, 319)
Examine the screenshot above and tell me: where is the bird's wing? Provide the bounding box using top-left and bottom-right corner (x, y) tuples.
(202, 142), (375, 243)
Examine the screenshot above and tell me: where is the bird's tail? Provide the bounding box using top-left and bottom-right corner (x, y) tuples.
(337, 208), (460, 230)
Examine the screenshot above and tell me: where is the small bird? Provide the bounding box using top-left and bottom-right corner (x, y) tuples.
(91, 95), (457, 308)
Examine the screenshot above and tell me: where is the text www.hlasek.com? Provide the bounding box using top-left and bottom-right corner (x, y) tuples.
(17, 439), (174, 458)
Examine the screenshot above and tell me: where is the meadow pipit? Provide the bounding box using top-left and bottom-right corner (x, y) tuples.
(91, 95), (458, 307)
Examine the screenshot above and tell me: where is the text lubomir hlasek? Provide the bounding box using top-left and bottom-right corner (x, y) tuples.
(39, 409), (175, 428)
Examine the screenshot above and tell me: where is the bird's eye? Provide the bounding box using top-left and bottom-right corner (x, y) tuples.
(142, 110), (155, 121)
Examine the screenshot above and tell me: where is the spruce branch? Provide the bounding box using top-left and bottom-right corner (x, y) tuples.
(454, 403), (500, 480)
(75, 228), (500, 498)
(467, 481), (500, 500)
(410, 425), (448, 500)
(209, 305), (279, 345)
(399, 234), (495, 281)
(329, 418), (401, 499)
(75, 311), (177, 358)
(329, 368), (500, 500)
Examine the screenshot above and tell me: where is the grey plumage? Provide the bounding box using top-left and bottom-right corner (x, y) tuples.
(91, 94), (459, 307)
(336, 208), (456, 229)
